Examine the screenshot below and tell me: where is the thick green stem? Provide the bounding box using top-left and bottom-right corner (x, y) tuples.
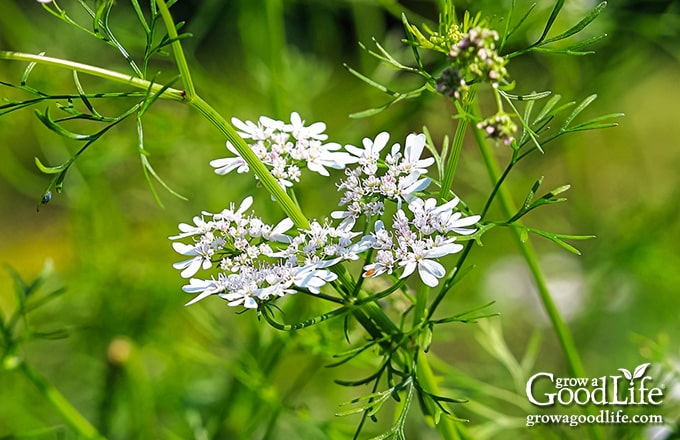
(20, 362), (105, 439)
(0, 51), (185, 101)
(416, 351), (469, 440)
(155, 0), (196, 100)
(438, 91), (475, 201)
(189, 96), (311, 229)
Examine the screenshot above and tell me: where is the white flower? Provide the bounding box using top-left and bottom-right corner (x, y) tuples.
(212, 112), (355, 187)
(172, 241), (213, 278)
(398, 239), (462, 287)
(306, 141), (356, 176)
(286, 111), (328, 141)
(182, 277), (224, 306)
(400, 133), (434, 175)
(293, 266), (338, 294)
(168, 216), (213, 240)
(344, 131), (390, 174)
(210, 142), (249, 175)
(264, 217), (295, 243)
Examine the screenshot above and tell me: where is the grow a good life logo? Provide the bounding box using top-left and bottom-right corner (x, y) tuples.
(525, 363), (666, 428)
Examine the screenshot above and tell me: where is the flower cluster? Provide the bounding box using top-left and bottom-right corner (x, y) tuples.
(436, 26), (509, 100)
(210, 112), (355, 188)
(171, 128), (481, 309)
(363, 197), (479, 287)
(449, 26), (508, 89)
(169, 196), (374, 308)
(332, 131), (433, 228)
(476, 112), (518, 146)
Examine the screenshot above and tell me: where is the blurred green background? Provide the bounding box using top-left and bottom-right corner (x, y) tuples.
(1, 0), (679, 438)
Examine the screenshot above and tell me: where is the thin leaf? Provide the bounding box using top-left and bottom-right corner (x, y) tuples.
(72, 71), (101, 118)
(568, 112), (624, 131)
(34, 108), (97, 141)
(20, 52), (46, 86)
(541, 2), (608, 45)
(503, 2), (537, 49)
(561, 94), (598, 130)
(536, 0), (565, 45)
(501, 90), (551, 101)
(533, 94), (564, 125)
(343, 64), (397, 96)
(34, 157), (68, 174)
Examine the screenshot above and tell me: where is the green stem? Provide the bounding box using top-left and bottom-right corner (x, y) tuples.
(472, 118), (585, 379)
(155, 0), (196, 100)
(472, 108), (605, 440)
(416, 351), (468, 440)
(439, 89), (475, 201)
(0, 51), (185, 101)
(20, 362), (105, 439)
(189, 96), (310, 228)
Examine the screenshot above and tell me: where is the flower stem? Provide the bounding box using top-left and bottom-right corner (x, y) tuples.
(19, 361), (105, 439)
(416, 350), (469, 440)
(155, 0), (196, 100)
(472, 115), (585, 378)
(439, 89), (476, 201)
(0, 51), (185, 101)
(472, 106), (605, 440)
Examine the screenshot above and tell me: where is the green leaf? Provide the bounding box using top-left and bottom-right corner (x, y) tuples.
(348, 85), (428, 118)
(533, 94), (567, 126)
(343, 63), (397, 96)
(522, 177), (543, 211)
(561, 94), (597, 130)
(34, 108), (98, 141)
(72, 71), (102, 119)
(541, 1), (608, 45)
(502, 1), (537, 49)
(34, 157), (68, 174)
(527, 228), (595, 255)
(501, 90), (551, 101)
(20, 52), (45, 86)
(568, 112), (624, 132)
(536, 0), (565, 45)
(401, 13), (425, 69)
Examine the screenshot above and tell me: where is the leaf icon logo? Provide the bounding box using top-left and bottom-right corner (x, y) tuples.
(619, 363), (650, 386)
(632, 363), (650, 380)
(618, 368), (632, 381)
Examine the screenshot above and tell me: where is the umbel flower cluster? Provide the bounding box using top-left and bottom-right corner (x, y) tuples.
(170, 113), (480, 309)
(435, 26), (508, 99)
(209, 112), (354, 188)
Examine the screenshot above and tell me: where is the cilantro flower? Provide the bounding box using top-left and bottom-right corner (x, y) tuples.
(210, 112), (355, 188)
(172, 124), (482, 309)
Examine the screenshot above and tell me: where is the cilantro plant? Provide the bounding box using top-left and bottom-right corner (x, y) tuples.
(0, 0), (621, 438)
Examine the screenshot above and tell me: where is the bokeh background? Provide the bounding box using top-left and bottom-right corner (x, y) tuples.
(1, 0), (679, 438)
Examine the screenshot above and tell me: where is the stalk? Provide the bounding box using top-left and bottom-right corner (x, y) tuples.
(471, 106), (604, 440)
(19, 362), (105, 439)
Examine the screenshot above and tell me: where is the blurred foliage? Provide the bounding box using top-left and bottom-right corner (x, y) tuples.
(1, 0), (679, 438)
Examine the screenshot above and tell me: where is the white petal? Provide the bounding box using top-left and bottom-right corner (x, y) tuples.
(405, 133), (426, 160)
(180, 257), (203, 278)
(238, 196), (253, 214)
(172, 242), (196, 255)
(418, 259), (446, 287)
(425, 243), (463, 258)
(371, 131), (391, 154)
(400, 261), (417, 279)
(270, 218), (294, 242)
